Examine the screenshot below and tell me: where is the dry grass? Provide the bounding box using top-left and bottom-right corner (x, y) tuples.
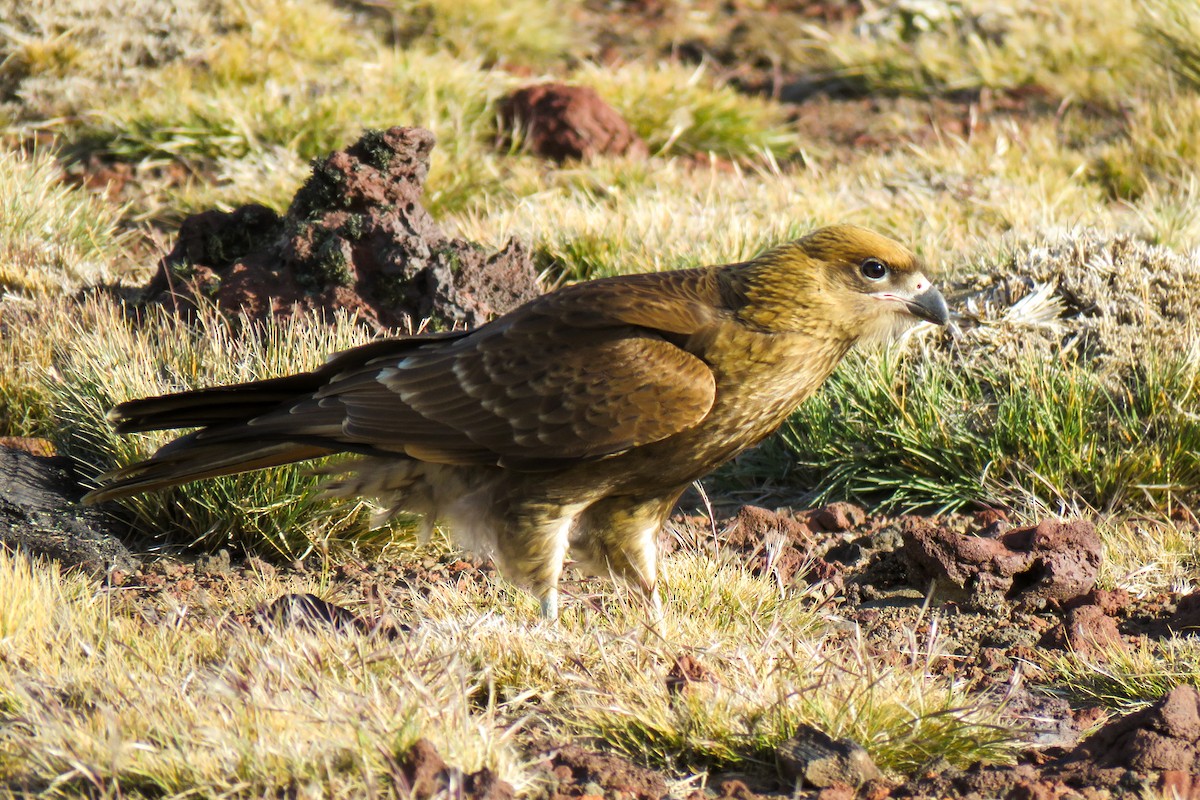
(0, 148), (133, 293)
(2, 0), (1200, 792)
(0, 545), (1017, 796)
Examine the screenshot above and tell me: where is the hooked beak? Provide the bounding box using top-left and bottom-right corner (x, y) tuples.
(903, 285), (950, 326)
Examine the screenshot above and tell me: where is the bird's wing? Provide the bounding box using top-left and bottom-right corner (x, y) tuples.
(218, 269), (724, 468)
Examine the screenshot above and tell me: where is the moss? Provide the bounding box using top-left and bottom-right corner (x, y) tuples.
(357, 128), (395, 171)
(375, 271), (414, 309)
(340, 213), (368, 240)
(297, 232), (353, 291)
(291, 157), (348, 221)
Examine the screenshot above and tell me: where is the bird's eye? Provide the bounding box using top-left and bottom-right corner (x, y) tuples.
(860, 258), (888, 281)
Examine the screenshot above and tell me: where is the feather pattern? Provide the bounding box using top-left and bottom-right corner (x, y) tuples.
(85, 224), (948, 624)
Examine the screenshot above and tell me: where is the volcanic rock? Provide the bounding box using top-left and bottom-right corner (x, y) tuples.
(147, 127), (541, 330)
(498, 83), (648, 162)
(901, 518), (1101, 607)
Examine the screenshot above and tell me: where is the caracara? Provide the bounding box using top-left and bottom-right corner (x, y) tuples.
(86, 225), (949, 623)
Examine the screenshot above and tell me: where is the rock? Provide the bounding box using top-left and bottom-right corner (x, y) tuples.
(1040, 604), (1127, 658)
(722, 506), (810, 549)
(542, 743), (668, 799)
(196, 548), (232, 576)
(0, 436), (56, 457)
(1163, 592), (1200, 635)
(1159, 770), (1200, 800)
(900, 518), (1101, 606)
(810, 502), (867, 533)
(498, 83), (648, 162)
(1065, 589), (1131, 616)
(776, 725), (881, 788)
(258, 592), (408, 639)
(394, 739), (515, 800)
(665, 653), (714, 698)
(1071, 685), (1200, 772)
(0, 446), (138, 575)
(719, 506), (816, 584)
(816, 783), (855, 800)
(146, 127), (541, 330)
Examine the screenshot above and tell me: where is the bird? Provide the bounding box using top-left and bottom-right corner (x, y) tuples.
(85, 224), (949, 624)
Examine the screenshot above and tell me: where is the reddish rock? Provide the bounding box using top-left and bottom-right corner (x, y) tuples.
(716, 506), (819, 584)
(498, 83), (648, 162)
(1066, 588), (1131, 616)
(1006, 780), (1071, 800)
(147, 127), (541, 330)
(1072, 685), (1200, 772)
(722, 506), (810, 549)
(666, 653), (715, 698)
(816, 783), (855, 800)
(1072, 706), (1110, 732)
(542, 744), (668, 799)
(715, 779), (754, 799)
(1166, 592), (1200, 634)
(776, 725), (881, 788)
(972, 507), (1010, 529)
(0, 437), (56, 457)
(1041, 604), (1127, 658)
(810, 501), (867, 532)
(901, 519), (1101, 605)
(397, 738), (514, 800)
(258, 592), (408, 640)
(1160, 770), (1200, 800)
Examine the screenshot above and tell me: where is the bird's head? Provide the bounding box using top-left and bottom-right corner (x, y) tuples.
(731, 224), (949, 341)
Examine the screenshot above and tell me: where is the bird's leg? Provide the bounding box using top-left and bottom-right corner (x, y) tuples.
(493, 502), (573, 624)
(570, 492), (682, 634)
(539, 588), (559, 621)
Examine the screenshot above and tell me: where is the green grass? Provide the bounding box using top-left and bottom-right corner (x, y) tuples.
(383, 0), (585, 66)
(576, 62), (799, 159)
(1141, 0), (1200, 91)
(1040, 635), (1200, 710)
(38, 297), (402, 558)
(776, 342), (1200, 515)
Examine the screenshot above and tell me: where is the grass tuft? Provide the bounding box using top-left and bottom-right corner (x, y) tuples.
(1141, 0), (1200, 91)
(36, 296), (405, 557)
(0, 148), (133, 294)
(765, 231), (1200, 516)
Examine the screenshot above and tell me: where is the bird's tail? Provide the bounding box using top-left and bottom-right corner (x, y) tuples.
(83, 440), (335, 504)
(82, 373), (334, 504)
(106, 372), (324, 434)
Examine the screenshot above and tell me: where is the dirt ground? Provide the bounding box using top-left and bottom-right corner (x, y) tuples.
(55, 499), (1196, 800)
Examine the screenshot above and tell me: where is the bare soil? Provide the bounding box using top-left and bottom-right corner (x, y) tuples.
(7, 492), (1185, 800)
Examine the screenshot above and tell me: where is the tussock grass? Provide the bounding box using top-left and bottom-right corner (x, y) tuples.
(0, 0), (220, 118)
(576, 62), (799, 159)
(1141, 0), (1200, 91)
(730, 0), (1147, 102)
(36, 296), (397, 557)
(1040, 636), (1200, 710)
(384, 0), (584, 66)
(0, 147), (133, 293)
(779, 339), (1200, 516)
(1099, 518), (1200, 597)
(771, 231), (1200, 516)
(1091, 91), (1200, 201)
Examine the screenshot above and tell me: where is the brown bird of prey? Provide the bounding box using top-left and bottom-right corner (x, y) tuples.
(85, 225), (948, 622)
